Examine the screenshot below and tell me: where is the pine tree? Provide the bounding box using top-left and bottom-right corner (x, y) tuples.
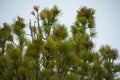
(0, 5), (120, 80)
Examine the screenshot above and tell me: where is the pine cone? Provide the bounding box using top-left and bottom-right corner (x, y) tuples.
(85, 41), (93, 49)
(31, 11), (35, 15)
(33, 5), (39, 12)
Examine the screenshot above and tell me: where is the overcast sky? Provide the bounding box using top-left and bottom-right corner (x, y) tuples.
(0, 0), (120, 61)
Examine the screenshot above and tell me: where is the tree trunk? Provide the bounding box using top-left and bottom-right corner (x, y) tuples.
(2, 47), (5, 54)
(35, 68), (39, 80)
(35, 58), (39, 80)
(16, 69), (20, 80)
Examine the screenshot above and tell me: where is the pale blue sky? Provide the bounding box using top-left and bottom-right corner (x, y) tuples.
(0, 0), (120, 60)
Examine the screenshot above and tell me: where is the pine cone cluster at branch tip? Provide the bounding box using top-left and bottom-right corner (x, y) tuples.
(42, 12), (47, 18)
(53, 30), (59, 36)
(33, 5), (39, 12)
(32, 39), (36, 43)
(106, 49), (111, 54)
(31, 11), (35, 15)
(80, 7), (87, 15)
(77, 7), (87, 16)
(43, 43), (49, 51)
(85, 41), (93, 49)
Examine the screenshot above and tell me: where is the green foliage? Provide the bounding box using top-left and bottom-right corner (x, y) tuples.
(99, 45), (118, 60)
(13, 16), (25, 36)
(53, 24), (68, 40)
(0, 5), (120, 80)
(0, 23), (13, 55)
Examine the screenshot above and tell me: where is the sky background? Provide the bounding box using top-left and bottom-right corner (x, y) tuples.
(0, 0), (120, 61)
